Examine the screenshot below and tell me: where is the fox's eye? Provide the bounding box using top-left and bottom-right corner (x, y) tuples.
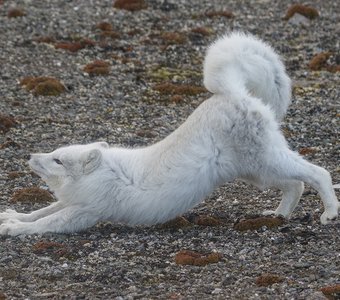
(54, 158), (63, 165)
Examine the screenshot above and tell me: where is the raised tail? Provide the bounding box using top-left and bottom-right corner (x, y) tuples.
(203, 32), (292, 121)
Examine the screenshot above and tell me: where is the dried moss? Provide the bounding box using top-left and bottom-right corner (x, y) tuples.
(205, 10), (234, 18)
(170, 95), (184, 102)
(96, 22), (113, 31)
(96, 22), (120, 39)
(191, 27), (212, 36)
(33, 36), (56, 44)
(148, 67), (201, 82)
(320, 284), (340, 299)
(234, 216), (285, 231)
(113, 0), (147, 11)
(0, 138), (19, 149)
(326, 65), (340, 73)
(299, 147), (318, 156)
(283, 4), (319, 20)
(175, 250), (222, 266)
(0, 114), (16, 133)
(153, 82), (206, 96)
(256, 274), (285, 287)
(11, 187), (54, 203)
(159, 216), (192, 229)
(20, 76), (65, 96)
(309, 52), (332, 71)
(136, 129), (157, 138)
(161, 32), (187, 45)
(84, 60), (110, 76)
(32, 240), (72, 259)
(54, 38), (95, 52)
(194, 215), (222, 226)
(7, 171), (25, 179)
(7, 8), (26, 18)
(33, 240), (65, 253)
(309, 52), (340, 73)
(34, 81), (65, 96)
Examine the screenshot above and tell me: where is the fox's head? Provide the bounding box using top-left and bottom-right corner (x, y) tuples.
(29, 142), (109, 191)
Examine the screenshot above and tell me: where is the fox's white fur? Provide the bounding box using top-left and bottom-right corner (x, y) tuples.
(0, 32), (338, 235)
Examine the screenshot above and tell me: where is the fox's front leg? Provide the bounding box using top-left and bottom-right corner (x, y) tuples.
(0, 205), (100, 236)
(0, 202), (65, 223)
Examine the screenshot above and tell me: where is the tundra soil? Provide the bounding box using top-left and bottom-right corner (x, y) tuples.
(0, 0), (339, 299)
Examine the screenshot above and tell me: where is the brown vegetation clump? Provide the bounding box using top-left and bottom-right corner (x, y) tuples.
(33, 240), (65, 253)
(0, 138), (20, 149)
(153, 82), (206, 96)
(32, 240), (70, 258)
(170, 95), (184, 102)
(283, 4), (319, 20)
(191, 27), (211, 36)
(159, 216), (192, 229)
(256, 274), (285, 287)
(54, 38), (95, 53)
(175, 250), (222, 266)
(309, 52), (332, 71)
(309, 52), (340, 72)
(161, 32), (187, 45)
(0, 114), (16, 133)
(7, 8), (26, 18)
(96, 22), (120, 39)
(299, 147), (318, 155)
(7, 171), (25, 179)
(320, 284), (340, 299)
(33, 36), (56, 44)
(113, 0), (147, 11)
(234, 216), (285, 231)
(20, 76), (66, 96)
(83, 60), (110, 76)
(96, 22), (113, 31)
(205, 10), (234, 18)
(193, 215), (222, 226)
(11, 187), (54, 203)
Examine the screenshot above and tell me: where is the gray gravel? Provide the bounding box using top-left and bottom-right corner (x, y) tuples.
(0, 0), (339, 299)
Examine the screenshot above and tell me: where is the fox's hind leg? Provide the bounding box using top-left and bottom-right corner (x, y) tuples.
(263, 180), (304, 219)
(262, 149), (339, 224)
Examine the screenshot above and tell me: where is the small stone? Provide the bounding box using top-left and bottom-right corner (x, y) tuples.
(211, 288), (222, 295)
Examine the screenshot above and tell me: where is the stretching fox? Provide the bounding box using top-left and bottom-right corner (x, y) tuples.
(0, 32), (338, 235)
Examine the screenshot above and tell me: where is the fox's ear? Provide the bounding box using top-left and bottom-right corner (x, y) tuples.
(82, 149), (102, 174)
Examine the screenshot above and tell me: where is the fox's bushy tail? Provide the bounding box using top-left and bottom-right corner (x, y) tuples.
(203, 32), (291, 121)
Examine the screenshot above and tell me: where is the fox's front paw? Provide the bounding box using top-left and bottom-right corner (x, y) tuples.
(0, 219), (24, 236)
(262, 210), (276, 216)
(0, 209), (20, 223)
(263, 209), (289, 219)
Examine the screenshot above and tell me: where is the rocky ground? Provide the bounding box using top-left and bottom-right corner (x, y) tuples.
(0, 0), (339, 299)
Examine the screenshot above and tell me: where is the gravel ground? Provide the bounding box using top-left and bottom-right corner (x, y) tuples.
(0, 0), (339, 299)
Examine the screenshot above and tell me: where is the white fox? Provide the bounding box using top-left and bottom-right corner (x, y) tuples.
(0, 32), (338, 235)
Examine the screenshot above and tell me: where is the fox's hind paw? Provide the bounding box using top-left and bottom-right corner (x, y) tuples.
(320, 206), (339, 225)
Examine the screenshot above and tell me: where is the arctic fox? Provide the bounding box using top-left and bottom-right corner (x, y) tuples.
(0, 32), (338, 235)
